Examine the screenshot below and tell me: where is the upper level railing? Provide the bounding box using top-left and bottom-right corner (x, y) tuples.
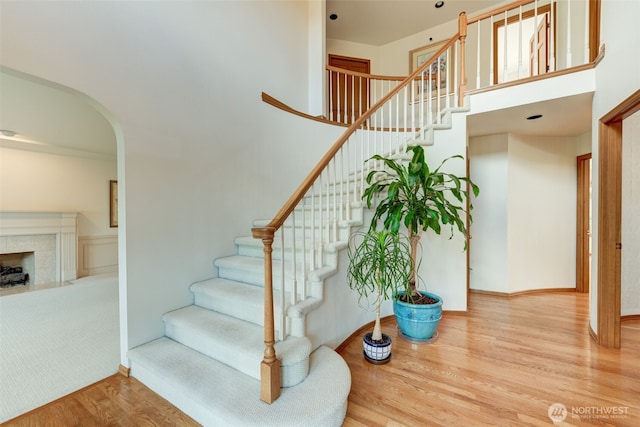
(254, 0), (599, 403)
(325, 0), (597, 125)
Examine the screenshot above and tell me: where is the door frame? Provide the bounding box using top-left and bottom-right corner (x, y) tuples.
(576, 153), (591, 293)
(492, 3), (554, 84)
(597, 89), (640, 348)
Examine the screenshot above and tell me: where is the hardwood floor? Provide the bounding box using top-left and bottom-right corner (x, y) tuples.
(3, 292), (638, 426)
(342, 292), (640, 427)
(1, 374), (200, 427)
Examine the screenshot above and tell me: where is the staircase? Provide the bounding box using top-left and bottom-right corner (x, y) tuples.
(127, 199), (364, 426)
(127, 94), (470, 427)
(128, 18), (472, 425)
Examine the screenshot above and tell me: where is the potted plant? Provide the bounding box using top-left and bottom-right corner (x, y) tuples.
(363, 145), (479, 342)
(346, 229), (413, 363)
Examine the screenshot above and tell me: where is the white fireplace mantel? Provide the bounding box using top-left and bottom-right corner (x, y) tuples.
(0, 211), (78, 282)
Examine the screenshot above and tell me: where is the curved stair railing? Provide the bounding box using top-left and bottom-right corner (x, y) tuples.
(253, 12), (467, 405)
(254, 0), (600, 403)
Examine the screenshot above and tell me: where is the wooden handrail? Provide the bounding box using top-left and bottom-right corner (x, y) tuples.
(467, 0), (535, 24)
(252, 34), (459, 239)
(261, 92), (348, 127)
(325, 65), (407, 82)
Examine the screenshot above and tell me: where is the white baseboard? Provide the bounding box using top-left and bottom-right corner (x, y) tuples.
(77, 235), (118, 278)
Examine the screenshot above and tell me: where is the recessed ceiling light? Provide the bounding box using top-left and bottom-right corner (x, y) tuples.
(435, 1), (445, 8)
(527, 114), (543, 120)
(0, 129), (17, 137)
(329, 14), (338, 20)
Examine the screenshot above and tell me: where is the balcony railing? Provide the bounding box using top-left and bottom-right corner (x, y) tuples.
(326, 0), (598, 125)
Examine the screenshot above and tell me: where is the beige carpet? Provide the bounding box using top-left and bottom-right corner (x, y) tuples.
(0, 273), (120, 422)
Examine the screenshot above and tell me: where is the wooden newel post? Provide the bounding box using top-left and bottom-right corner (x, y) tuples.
(458, 12), (468, 107)
(252, 226), (281, 404)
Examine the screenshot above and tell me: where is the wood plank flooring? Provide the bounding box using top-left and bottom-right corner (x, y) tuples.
(342, 292), (640, 427)
(3, 292), (638, 426)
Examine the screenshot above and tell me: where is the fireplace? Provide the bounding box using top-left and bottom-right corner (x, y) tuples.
(0, 212), (78, 285)
(0, 251), (34, 287)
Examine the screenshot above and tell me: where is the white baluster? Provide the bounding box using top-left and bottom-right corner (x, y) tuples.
(279, 227), (285, 340)
(412, 78), (416, 142)
(566, 0), (573, 67)
(503, 10), (508, 83)
(550, 0), (556, 71)
(327, 70), (331, 121)
(292, 211), (298, 306)
(419, 73), (424, 131)
(476, 21), (481, 89)
(533, 2), (539, 77)
(403, 85), (408, 153)
(436, 56), (441, 124)
(454, 41), (459, 102)
(318, 171), (323, 269)
(584, 0), (590, 63)
(310, 184), (315, 272)
(490, 15), (495, 85)
(300, 200), (307, 300)
(518, 6), (523, 79)
(325, 168), (331, 244)
(446, 47), (451, 110)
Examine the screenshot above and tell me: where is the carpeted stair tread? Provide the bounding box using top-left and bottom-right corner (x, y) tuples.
(190, 277), (278, 326)
(215, 255), (292, 287)
(162, 305), (310, 385)
(128, 337), (350, 426)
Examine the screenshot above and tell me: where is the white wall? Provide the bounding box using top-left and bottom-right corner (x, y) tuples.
(0, 0), (348, 366)
(326, 39), (382, 73)
(0, 147), (116, 238)
(469, 132), (586, 294)
(507, 134), (578, 292)
(590, 0), (640, 331)
(621, 111), (640, 316)
(418, 113), (470, 311)
(469, 134), (509, 293)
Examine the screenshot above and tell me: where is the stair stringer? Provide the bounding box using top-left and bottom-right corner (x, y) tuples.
(408, 96), (471, 146)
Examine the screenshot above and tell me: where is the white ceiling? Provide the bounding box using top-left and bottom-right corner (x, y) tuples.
(0, 68), (116, 159)
(326, 0), (503, 46)
(467, 93), (593, 138)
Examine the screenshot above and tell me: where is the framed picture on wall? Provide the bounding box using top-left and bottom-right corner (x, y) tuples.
(109, 180), (118, 228)
(409, 40), (453, 97)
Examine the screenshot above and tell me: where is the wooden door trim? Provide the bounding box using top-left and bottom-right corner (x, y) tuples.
(576, 153), (591, 293)
(597, 89), (640, 348)
(492, 4), (554, 85)
(328, 54), (370, 68)
(588, 0), (601, 63)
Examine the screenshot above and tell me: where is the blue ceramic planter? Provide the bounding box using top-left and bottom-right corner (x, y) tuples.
(393, 291), (443, 341)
